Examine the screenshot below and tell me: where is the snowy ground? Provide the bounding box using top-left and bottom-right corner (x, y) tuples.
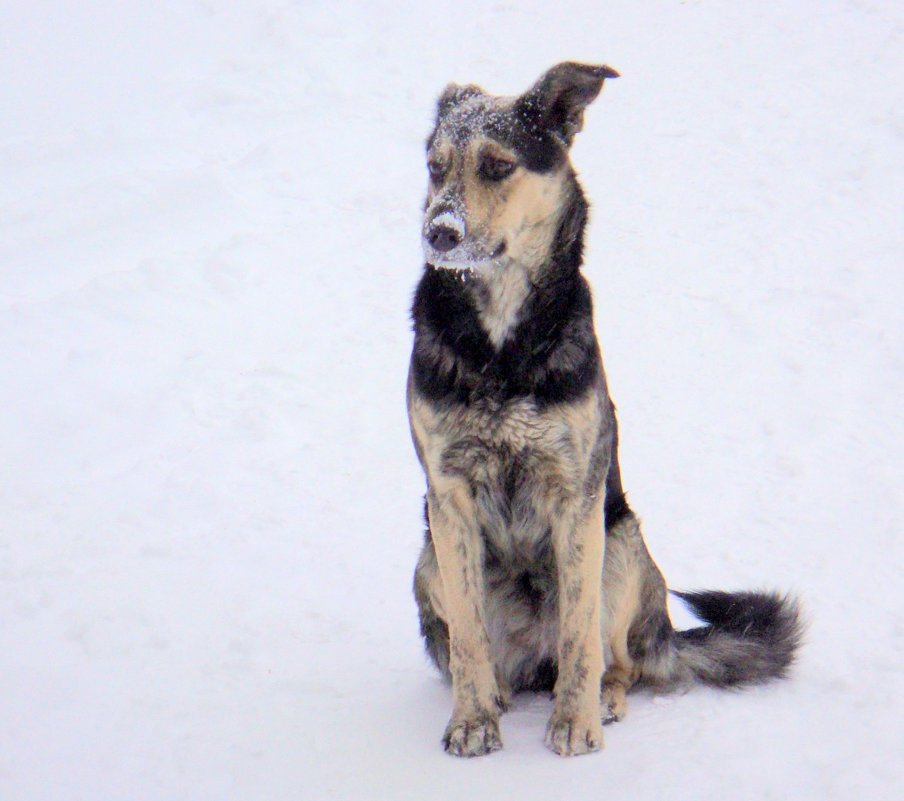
(1, 2), (901, 799)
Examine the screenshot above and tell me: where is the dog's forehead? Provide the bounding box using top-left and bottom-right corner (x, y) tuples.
(433, 93), (515, 150)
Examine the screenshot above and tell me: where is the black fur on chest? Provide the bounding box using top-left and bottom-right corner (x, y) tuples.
(410, 265), (601, 409)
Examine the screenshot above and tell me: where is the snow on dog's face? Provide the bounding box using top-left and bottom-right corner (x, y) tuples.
(422, 62), (618, 274)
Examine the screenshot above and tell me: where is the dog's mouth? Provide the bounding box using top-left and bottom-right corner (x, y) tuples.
(422, 238), (507, 273)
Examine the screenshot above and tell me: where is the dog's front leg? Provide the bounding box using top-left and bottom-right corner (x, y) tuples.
(545, 494), (606, 756)
(427, 483), (504, 757)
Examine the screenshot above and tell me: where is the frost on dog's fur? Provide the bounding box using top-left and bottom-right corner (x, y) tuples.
(408, 62), (802, 758)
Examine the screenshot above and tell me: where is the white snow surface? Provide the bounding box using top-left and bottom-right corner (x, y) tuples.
(1, 2), (902, 799)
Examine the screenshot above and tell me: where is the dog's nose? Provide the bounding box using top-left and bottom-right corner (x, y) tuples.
(427, 225), (462, 253)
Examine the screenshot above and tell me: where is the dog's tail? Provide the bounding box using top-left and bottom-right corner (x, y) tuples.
(665, 590), (803, 687)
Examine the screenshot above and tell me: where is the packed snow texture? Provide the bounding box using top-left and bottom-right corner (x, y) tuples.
(1, 2), (901, 799)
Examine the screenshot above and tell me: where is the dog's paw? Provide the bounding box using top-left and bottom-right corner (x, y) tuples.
(602, 682), (628, 724)
(442, 713), (503, 758)
(494, 675), (513, 712)
(544, 712), (603, 756)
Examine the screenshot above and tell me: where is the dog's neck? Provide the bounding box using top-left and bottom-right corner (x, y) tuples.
(469, 181), (586, 349)
(471, 260), (533, 349)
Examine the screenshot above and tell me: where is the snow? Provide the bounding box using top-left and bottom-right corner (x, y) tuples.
(1, 1), (901, 799)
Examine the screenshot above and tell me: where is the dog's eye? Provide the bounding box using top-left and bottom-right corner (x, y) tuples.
(427, 160), (446, 183)
(479, 157), (516, 182)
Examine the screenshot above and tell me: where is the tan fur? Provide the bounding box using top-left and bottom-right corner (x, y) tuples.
(600, 514), (646, 720)
(410, 380), (600, 468)
(411, 392), (508, 753)
(545, 493), (606, 755)
(485, 164), (565, 270)
(426, 477), (503, 749)
(476, 261), (531, 348)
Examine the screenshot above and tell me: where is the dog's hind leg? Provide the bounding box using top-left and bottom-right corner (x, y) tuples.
(602, 635), (643, 723)
(600, 516), (640, 724)
(602, 510), (673, 720)
(601, 671), (632, 724)
(545, 494), (606, 756)
(425, 483), (505, 758)
(413, 533), (451, 680)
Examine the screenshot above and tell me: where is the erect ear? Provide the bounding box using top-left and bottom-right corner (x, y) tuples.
(518, 62), (619, 146)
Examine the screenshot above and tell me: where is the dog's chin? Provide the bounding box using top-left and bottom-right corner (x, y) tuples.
(426, 256), (495, 274)
(423, 242), (505, 275)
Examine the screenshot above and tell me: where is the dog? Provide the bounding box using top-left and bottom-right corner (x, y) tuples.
(408, 62), (802, 758)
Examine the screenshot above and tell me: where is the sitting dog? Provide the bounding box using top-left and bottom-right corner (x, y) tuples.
(408, 62), (802, 758)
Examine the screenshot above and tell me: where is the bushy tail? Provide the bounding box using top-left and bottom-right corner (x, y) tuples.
(670, 590), (803, 688)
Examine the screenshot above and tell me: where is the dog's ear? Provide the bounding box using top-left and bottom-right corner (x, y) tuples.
(517, 62), (619, 146)
(436, 83), (484, 116)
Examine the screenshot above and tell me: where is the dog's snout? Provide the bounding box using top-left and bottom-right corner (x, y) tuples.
(427, 225), (462, 253)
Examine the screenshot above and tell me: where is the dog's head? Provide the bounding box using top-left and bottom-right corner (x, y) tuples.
(422, 62), (618, 273)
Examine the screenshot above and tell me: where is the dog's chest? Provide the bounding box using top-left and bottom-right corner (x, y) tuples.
(435, 395), (599, 561)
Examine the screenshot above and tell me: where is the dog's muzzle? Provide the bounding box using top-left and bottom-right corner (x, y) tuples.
(422, 211), (497, 271)
(425, 212), (463, 253)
